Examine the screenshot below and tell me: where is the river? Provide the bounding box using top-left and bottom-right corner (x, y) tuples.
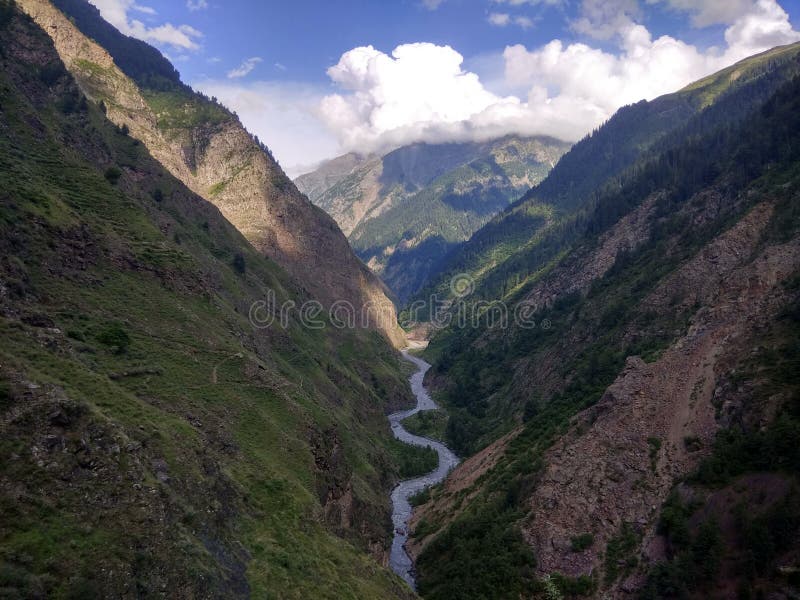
(388, 350), (460, 589)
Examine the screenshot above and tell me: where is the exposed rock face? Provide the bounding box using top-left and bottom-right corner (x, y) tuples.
(295, 152), (382, 235)
(521, 201), (800, 586)
(522, 193), (660, 313)
(18, 0), (404, 347)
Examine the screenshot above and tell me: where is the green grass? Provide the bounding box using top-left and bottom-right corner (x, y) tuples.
(142, 89), (232, 131)
(0, 15), (414, 597)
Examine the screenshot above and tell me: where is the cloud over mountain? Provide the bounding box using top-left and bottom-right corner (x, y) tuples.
(317, 0), (799, 154)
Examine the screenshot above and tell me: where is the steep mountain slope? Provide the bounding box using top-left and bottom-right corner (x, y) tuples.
(18, 0), (404, 347)
(295, 152), (379, 227)
(0, 4), (418, 597)
(409, 42), (800, 316)
(297, 137), (569, 301)
(407, 48), (800, 598)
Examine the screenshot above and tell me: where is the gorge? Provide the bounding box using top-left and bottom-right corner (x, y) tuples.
(1, 0), (799, 598)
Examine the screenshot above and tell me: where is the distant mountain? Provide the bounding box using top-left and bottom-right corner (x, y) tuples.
(297, 136), (570, 301)
(19, 0), (403, 346)
(407, 42), (800, 599)
(295, 152), (379, 219)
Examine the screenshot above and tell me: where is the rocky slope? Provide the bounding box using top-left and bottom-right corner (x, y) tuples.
(409, 44), (800, 599)
(295, 152), (380, 232)
(18, 0), (404, 347)
(0, 3), (420, 596)
(297, 137), (569, 301)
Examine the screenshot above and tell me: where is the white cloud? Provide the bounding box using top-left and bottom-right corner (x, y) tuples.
(571, 0), (642, 39)
(422, 0), (446, 9)
(186, 0), (208, 11)
(317, 0), (799, 155)
(514, 16), (535, 28)
(192, 79), (339, 177)
(227, 57), (263, 79)
(89, 0), (202, 50)
(132, 4), (155, 15)
(489, 12), (535, 28)
(488, 12), (512, 26)
(647, 0), (756, 27)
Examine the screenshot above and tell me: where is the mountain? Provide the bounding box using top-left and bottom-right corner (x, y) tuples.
(0, 2), (425, 597)
(295, 152), (379, 222)
(405, 43), (800, 598)
(296, 136), (569, 302)
(410, 42), (800, 316)
(18, 0), (404, 347)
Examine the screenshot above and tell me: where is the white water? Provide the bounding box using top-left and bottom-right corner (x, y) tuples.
(388, 350), (460, 589)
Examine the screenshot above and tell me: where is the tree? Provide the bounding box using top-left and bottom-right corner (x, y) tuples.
(232, 253), (246, 275)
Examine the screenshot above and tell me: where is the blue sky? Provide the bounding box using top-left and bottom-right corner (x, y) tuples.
(90, 0), (800, 174)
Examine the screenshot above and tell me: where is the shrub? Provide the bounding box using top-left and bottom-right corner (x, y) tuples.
(232, 253), (246, 275)
(104, 166), (122, 185)
(570, 533), (594, 552)
(604, 522), (640, 585)
(96, 324), (131, 354)
(552, 572), (597, 596)
(410, 487), (431, 507)
(0, 378), (11, 411)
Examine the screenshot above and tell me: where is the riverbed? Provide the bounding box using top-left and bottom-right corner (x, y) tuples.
(388, 350), (460, 589)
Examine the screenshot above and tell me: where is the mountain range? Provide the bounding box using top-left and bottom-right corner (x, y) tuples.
(1, 0), (799, 598)
(296, 136), (569, 302)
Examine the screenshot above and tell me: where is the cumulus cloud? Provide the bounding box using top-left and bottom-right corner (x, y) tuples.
(227, 57), (263, 79)
(317, 0), (799, 154)
(89, 0), (202, 50)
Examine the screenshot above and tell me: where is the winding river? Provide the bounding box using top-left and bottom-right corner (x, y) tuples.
(388, 350), (460, 589)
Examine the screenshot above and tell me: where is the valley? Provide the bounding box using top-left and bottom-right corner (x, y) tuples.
(388, 350), (459, 589)
(1, 0), (799, 598)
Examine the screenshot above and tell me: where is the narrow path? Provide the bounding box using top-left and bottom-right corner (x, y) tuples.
(388, 350), (459, 589)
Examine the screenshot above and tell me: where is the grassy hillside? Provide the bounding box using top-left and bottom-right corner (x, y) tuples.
(0, 5), (417, 597)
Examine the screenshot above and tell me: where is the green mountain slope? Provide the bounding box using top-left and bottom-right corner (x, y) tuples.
(408, 47), (800, 599)
(409, 42), (800, 316)
(19, 0), (403, 347)
(0, 4), (417, 597)
(297, 137), (569, 302)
